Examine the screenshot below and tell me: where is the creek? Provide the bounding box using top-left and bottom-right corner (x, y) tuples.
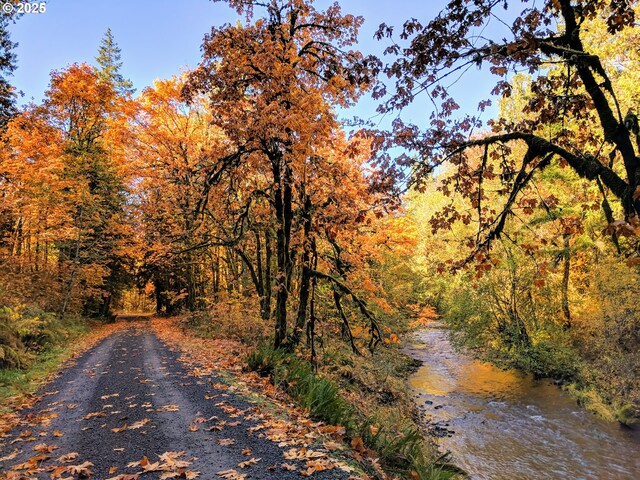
(405, 323), (640, 480)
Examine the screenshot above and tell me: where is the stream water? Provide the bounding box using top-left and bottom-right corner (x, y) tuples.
(405, 323), (640, 480)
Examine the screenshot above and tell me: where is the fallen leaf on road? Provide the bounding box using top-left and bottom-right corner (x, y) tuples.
(65, 461), (94, 476)
(56, 452), (79, 463)
(217, 469), (246, 479)
(11, 453), (49, 471)
(158, 404), (180, 412)
(48, 465), (69, 478)
(142, 460), (162, 472)
(216, 438), (236, 446)
(283, 447), (327, 460)
(237, 457), (260, 468)
(0, 449), (20, 461)
(83, 411), (106, 420)
(33, 443), (58, 453)
(158, 451), (191, 469)
(160, 470), (200, 479)
(129, 418), (150, 429)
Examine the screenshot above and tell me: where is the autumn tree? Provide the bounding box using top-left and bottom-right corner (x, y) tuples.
(128, 76), (227, 314)
(375, 0), (640, 266)
(184, 0), (383, 349)
(0, 64), (131, 317)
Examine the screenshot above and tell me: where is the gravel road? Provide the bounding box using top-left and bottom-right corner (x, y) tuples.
(0, 319), (353, 479)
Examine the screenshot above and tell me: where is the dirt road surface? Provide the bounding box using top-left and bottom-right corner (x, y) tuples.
(0, 319), (353, 479)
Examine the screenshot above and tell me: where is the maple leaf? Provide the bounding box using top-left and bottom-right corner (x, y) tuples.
(216, 438), (236, 446)
(141, 461), (162, 472)
(65, 461), (94, 476)
(49, 465), (71, 479)
(83, 411), (106, 420)
(216, 469), (246, 480)
(32, 443), (58, 453)
(158, 451), (187, 463)
(128, 418), (150, 429)
(237, 457), (261, 468)
(323, 441), (344, 451)
(351, 437), (366, 453)
(56, 452), (80, 463)
(159, 404), (180, 412)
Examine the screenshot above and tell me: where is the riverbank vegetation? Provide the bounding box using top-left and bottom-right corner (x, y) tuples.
(1, 1), (640, 475)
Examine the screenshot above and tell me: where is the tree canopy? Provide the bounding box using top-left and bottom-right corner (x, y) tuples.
(374, 0), (640, 267)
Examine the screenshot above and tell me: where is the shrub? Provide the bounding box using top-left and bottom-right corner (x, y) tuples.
(182, 297), (269, 344)
(0, 305), (81, 369)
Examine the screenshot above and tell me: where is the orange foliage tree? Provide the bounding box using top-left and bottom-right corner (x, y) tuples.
(183, 0), (389, 350)
(126, 76), (229, 314)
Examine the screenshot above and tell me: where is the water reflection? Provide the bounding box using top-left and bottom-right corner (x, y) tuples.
(406, 324), (640, 480)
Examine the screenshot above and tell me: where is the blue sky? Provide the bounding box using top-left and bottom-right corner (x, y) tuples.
(8, 0), (498, 124)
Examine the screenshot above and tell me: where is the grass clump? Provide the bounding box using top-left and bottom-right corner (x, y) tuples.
(247, 344), (355, 428)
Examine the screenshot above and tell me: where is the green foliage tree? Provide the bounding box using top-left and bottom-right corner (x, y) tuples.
(95, 27), (134, 96)
(0, 4), (20, 129)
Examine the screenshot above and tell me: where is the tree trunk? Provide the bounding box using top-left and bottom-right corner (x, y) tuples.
(263, 228), (273, 321)
(561, 234), (571, 329)
(272, 152), (291, 349)
(291, 195), (312, 347)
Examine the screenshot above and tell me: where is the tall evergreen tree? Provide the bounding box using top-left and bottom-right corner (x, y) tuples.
(95, 27), (134, 96)
(0, 8), (19, 128)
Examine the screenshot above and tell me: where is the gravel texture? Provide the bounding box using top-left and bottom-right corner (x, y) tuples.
(0, 320), (352, 479)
